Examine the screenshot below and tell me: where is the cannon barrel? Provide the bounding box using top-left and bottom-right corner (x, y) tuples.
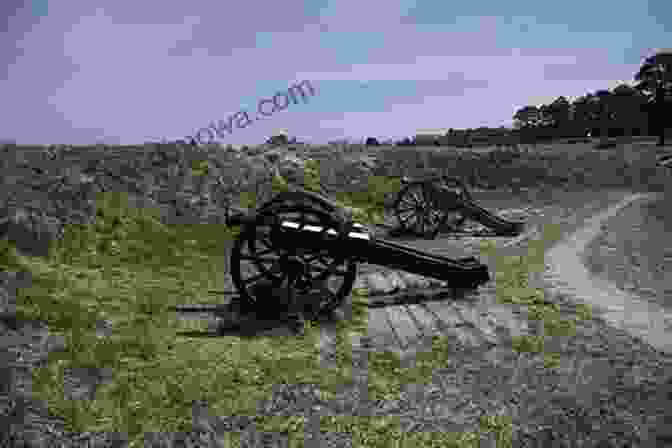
(274, 219), (490, 288)
(451, 196), (525, 236)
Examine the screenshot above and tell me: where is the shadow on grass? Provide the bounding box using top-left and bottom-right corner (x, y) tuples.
(171, 281), (489, 343)
(172, 304), (314, 339)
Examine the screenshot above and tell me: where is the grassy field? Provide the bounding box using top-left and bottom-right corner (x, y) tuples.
(367, 139), (670, 194)
(2, 141), (661, 446)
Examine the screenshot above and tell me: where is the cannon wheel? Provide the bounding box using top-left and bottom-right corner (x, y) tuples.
(394, 177), (470, 239)
(230, 193), (357, 319)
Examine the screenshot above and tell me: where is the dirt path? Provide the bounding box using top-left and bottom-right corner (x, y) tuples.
(543, 191), (672, 354)
(583, 192), (672, 308)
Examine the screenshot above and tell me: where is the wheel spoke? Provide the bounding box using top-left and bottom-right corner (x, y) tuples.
(396, 204), (415, 213)
(399, 200), (417, 212)
(415, 213), (426, 232)
(422, 213), (431, 232)
(243, 258), (285, 281)
(303, 251), (330, 264)
(416, 198), (429, 210)
(409, 189), (424, 204)
(260, 236), (274, 250)
(403, 213), (416, 227)
(242, 272), (270, 286)
(306, 266), (326, 277)
(398, 212), (415, 224)
(307, 260), (347, 276)
(400, 195), (419, 207)
(318, 258), (336, 269)
(314, 257), (331, 269)
(254, 248), (277, 257)
(398, 208), (417, 220)
(239, 255), (278, 263)
(300, 252), (321, 266)
(403, 192), (417, 206)
(246, 241), (280, 259)
(429, 210), (445, 224)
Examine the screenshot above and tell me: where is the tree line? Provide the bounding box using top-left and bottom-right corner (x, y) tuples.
(364, 50), (672, 148)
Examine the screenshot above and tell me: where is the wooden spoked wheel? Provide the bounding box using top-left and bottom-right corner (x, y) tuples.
(394, 177), (470, 239)
(230, 197), (357, 319)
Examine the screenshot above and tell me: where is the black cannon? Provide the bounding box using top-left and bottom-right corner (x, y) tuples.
(226, 187), (491, 318)
(393, 175), (526, 239)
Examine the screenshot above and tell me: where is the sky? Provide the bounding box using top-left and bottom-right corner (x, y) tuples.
(1, 0), (670, 147)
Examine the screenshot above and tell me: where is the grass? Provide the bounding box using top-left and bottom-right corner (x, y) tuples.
(371, 141), (669, 193)
(2, 156), (599, 447)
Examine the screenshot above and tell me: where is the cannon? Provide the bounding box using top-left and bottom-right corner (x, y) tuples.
(226, 187), (491, 318)
(393, 175), (526, 239)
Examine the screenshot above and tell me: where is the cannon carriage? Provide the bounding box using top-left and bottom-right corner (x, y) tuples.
(392, 175), (526, 239)
(225, 187), (491, 318)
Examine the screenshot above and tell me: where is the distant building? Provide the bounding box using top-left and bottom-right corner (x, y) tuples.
(414, 128), (447, 145)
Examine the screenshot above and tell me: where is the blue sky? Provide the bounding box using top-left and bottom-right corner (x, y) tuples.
(1, 0), (670, 146)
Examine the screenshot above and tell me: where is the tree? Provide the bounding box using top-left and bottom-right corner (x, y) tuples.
(396, 137), (413, 146)
(634, 49), (672, 146)
(610, 84), (649, 137)
(513, 105), (542, 143)
(547, 96), (572, 137)
(365, 137), (380, 146)
(572, 93), (602, 137)
(513, 105), (542, 128)
(537, 103), (557, 140)
(593, 89), (615, 141)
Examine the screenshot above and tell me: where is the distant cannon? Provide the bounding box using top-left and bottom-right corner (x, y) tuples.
(392, 175), (526, 239)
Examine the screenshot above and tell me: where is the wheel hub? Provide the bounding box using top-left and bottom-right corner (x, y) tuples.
(284, 255), (306, 276)
(283, 255), (312, 289)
